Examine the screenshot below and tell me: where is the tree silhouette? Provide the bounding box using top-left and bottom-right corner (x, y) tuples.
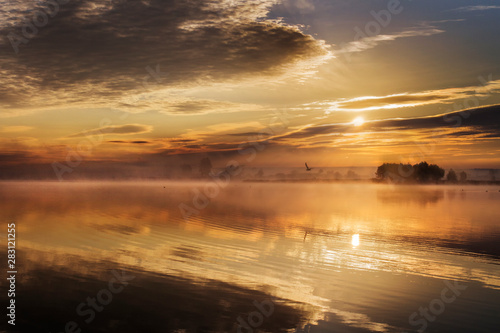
(346, 170), (359, 179)
(376, 162), (444, 183)
(446, 169), (458, 183)
(413, 162), (444, 183)
(376, 163), (412, 182)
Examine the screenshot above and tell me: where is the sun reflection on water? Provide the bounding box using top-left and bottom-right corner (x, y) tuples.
(352, 234), (360, 247)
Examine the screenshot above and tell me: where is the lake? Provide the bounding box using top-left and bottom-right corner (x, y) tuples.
(1, 181), (499, 332)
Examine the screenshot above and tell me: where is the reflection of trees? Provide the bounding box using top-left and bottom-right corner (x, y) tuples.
(18, 255), (311, 333)
(377, 189), (445, 206)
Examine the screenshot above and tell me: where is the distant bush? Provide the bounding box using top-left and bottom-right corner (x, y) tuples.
(376, 161), (445, 183)
(446, 169), (458, 183)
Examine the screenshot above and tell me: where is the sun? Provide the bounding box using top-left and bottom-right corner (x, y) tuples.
(352, 234), (360, 247)
(352, 116), (365, 127)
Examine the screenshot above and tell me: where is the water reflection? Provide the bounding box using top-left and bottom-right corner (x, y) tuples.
(12, 250), (311, 333)
(0, 181), (499, 332)
(352, 234), (360, 247)
(377, 187), (445, 206)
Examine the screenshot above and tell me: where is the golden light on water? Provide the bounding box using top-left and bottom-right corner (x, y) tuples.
(352, 234), (360, 247)
(352, 116), (365, 127)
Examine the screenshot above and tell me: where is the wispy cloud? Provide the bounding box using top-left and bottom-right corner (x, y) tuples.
(117, 96), (266, 115)
(336, 27), (444, 55)
(0, 126), (34, 133)
(451, 5), (500, 12)
(304, 79), (500, 113)
(68, 124), (153, 138)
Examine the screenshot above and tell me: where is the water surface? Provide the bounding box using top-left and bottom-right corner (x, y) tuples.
(1, 181), (499, 332)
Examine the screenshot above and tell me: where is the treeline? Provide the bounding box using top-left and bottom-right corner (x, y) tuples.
(376, 162), (467, 184)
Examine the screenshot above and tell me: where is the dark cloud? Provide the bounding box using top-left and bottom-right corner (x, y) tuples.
(156, 99), (263, 115)
(275, 124), (347, 140)
(184, 143), (239, 151)
(167, 101), (227, 115)
(169, 139), (197, 143)
(108, 140), (151, 144)
(374, 105), (500, 131)
(185, 145), (202, 149)
(0, 151), (37, 164)
(0, 0), (329, 113)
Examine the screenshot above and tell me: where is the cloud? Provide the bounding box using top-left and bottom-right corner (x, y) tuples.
(168, 139), (197, 143)
(279, 0), (315, 13)
(372, 105), (500, 133)
(336, 26), (444, 55)
(178, 121), (265, 142)
(68, 124), (153, 138)
(0, 0), (331, 116)
(307, 79), (500, 113)
(108, 140), (151, 144)
(154, 98), (265, 115)
(335, 94), (451, 110)
(272, 104), (500, 143)
(0, 126), (34, 133)
(0, 151), (37, 165)
(116, 96), (266, 115)
(451, 6), (500, 12)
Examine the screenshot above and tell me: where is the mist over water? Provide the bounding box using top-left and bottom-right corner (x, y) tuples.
(1, 181), (499, 332)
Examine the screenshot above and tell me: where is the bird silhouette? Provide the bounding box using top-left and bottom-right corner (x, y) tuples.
(305, 162), (312, 171)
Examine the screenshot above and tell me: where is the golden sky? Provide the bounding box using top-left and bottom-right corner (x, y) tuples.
(1, 0), (500, 176)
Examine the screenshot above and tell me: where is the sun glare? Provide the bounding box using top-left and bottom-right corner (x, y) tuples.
(352, 234), (360, 247)
(352, 116), (365, 126)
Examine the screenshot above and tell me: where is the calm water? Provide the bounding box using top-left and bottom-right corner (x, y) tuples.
(1, 181), (499, 332)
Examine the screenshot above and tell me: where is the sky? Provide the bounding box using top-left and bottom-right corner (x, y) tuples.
(1, 0), (500, 177)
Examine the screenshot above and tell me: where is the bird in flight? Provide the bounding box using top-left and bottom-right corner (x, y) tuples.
(305, 162), (312, 171)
